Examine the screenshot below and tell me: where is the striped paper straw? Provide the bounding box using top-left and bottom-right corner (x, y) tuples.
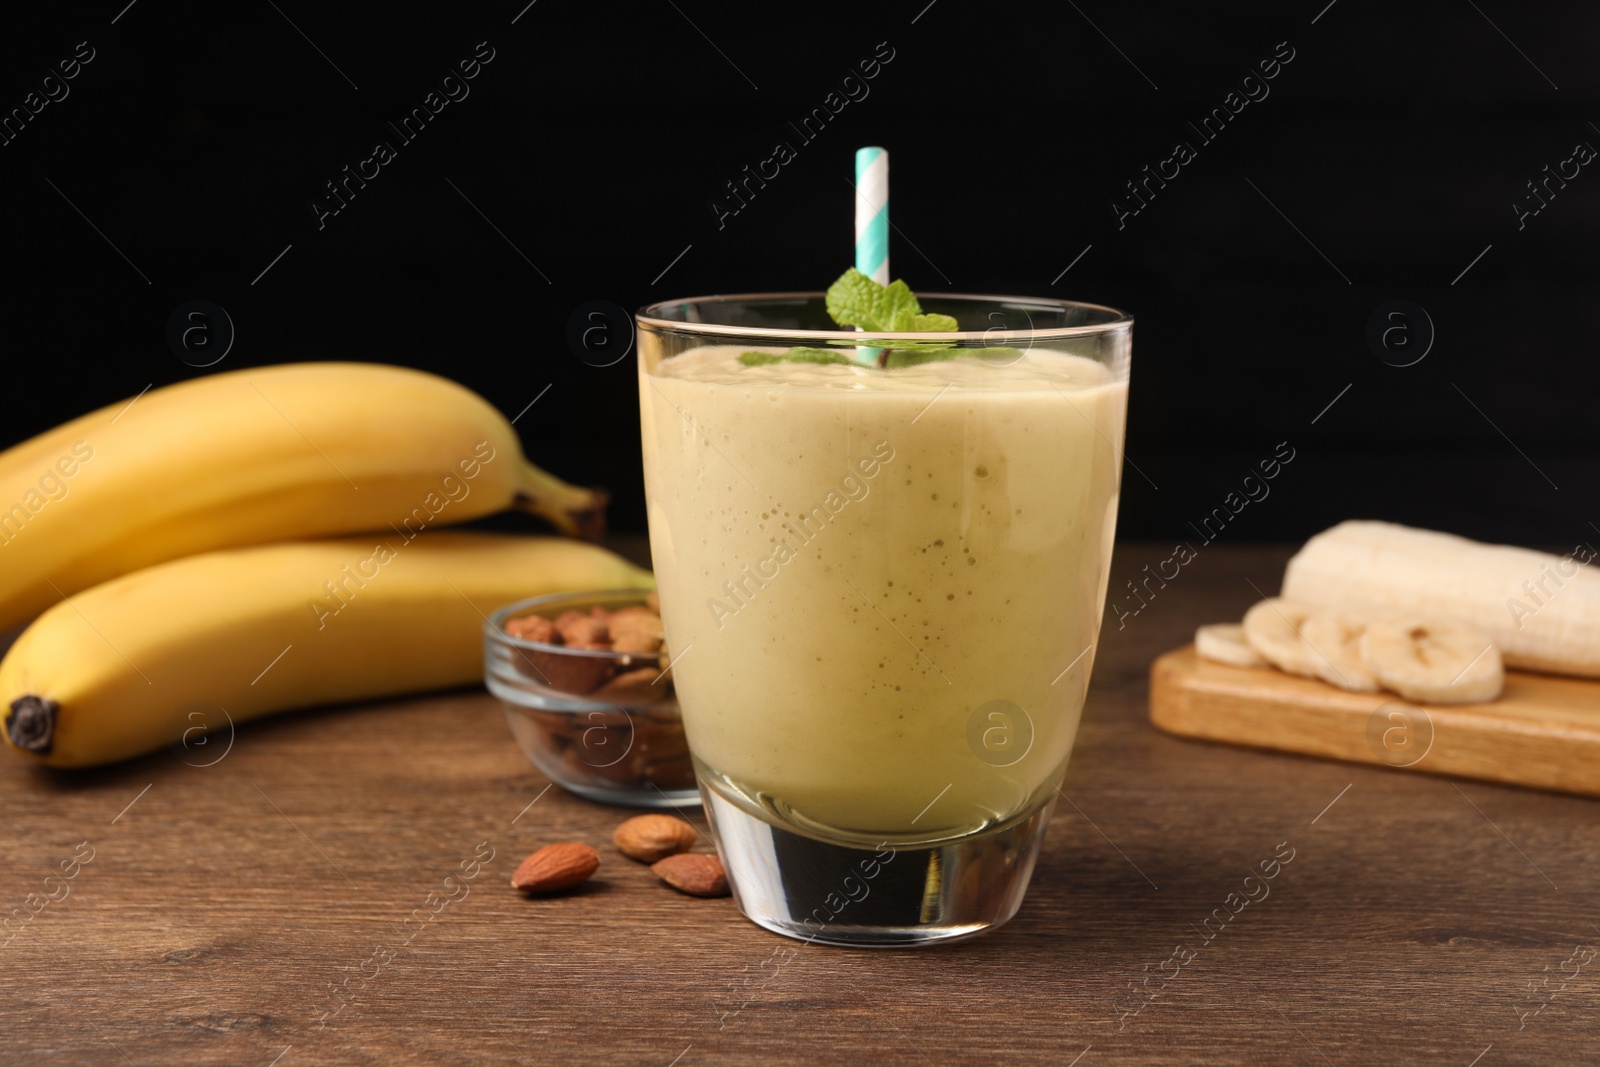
(854, 147), (889, 284)
(854, 147), (888, 364)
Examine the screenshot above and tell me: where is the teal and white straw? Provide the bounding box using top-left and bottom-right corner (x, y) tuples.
(854, 146), (890, 284)
(854, 146), (889, 364)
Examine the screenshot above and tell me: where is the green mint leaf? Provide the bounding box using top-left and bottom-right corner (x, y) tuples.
(879, 279), (923, 331)
(786, 347), (858, 364)
(824, 268), (888, 330)
(740, 348), (858, 367)
(825, 268), (957, 334)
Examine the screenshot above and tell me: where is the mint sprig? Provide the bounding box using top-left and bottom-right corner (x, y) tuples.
(736, 269), (1024, 371)
(825, 268), (959, 333)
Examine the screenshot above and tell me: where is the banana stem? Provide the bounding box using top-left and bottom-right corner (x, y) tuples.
(512, 460), (609, 541)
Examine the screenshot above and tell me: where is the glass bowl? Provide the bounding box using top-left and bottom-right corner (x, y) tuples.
(485, 589), (696, 809)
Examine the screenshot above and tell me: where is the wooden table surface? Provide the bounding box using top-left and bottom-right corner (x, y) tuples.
(3, 540), (1596, 1066)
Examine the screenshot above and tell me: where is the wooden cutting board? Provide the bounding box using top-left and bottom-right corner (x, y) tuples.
(1149, 644), (1600, 798)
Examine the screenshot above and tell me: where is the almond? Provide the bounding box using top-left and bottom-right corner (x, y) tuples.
(554, 610), (608, 646)
(505, 614), (560, 643)
(611, 631), (663, 656)
(511, 842), (600, 893)
(517, 643), (616, 694)
(591, 667), (670, 704)
(609, 606), (664, 645)
(613, 814), (698, 863)
(651, 852), (729, 897)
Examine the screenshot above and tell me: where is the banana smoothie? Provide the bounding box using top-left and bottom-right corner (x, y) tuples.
(641, 344), (1127, 841)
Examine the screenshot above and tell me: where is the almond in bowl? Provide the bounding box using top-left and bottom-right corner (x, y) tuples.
(486, 589), (697, 808)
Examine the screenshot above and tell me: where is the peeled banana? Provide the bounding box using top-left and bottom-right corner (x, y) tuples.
(1282, 521), (1600, 678)
(0, 363), (606, 633)
(0, 532), (653, 767)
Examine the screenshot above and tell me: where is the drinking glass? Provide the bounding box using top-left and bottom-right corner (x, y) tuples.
(637, 292), (1131, 946)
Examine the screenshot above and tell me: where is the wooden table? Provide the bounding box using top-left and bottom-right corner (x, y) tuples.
(2, 541), (1595, 1066)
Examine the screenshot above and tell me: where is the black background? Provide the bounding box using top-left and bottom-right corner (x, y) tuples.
(3, 0), (1595, 546)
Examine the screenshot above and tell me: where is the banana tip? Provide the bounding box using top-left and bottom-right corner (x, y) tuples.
(6, 696), (57, 755)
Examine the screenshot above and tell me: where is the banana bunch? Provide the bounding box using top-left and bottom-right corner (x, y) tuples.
(1195, 520), (1600, 704)
(1, 534), (653, 767)
(0, 363), (640, 767)
(0, 363), (607, 634)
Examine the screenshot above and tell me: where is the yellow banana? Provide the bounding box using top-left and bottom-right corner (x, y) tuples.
(0, 363), (606, 633)
(0, 532), (653, 767)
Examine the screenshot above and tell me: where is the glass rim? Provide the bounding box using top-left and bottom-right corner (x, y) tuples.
(636, 291), (1133, 343)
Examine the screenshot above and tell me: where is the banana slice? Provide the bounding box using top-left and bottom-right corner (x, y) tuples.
(1300, 612), (1381, 692)
(1241, 599), (1322, 678)
(1195, 623), (1268, 668)
(1358, 619), (1504, 704)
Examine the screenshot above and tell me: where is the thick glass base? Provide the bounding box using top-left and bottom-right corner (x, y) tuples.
(699, 768), (1055, 947)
